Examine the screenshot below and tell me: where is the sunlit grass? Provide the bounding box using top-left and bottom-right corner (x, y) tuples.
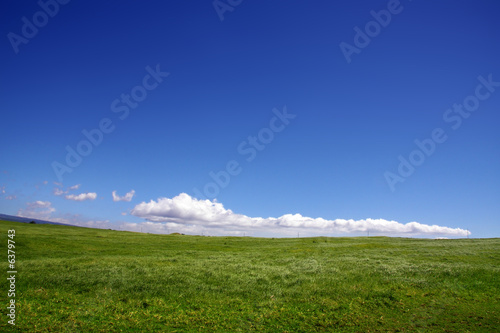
(0, 220), (499, 332)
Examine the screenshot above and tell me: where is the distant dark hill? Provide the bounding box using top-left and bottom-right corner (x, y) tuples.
(0, 213), (75, 227)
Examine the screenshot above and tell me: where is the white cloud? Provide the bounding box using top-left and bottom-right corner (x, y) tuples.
(5, 195), (16, 200)
(53, 187), (65, 196)
(65, 192), (97, 201)
(16, 202), (110, 229)
(0, 186), (5, 194)
(53, 184), (80, 196)
(130, 193), (469, 238)
(18, 201), (56, 219)
(112, 190), (135, 202)
(30, 201), (54, 209)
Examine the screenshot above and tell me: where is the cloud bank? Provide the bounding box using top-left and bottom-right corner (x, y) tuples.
(18, 201), (55, 219)
(131, 193), (469, 237)
(16, 201), (112, 229)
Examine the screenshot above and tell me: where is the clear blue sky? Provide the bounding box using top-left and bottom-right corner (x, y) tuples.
(1, 0), (499, 238)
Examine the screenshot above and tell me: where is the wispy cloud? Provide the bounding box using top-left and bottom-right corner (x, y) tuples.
(54, 184), (83, 196)
(49, 214), (111, 229)
(131, 193), (469, 237)
(35, 180), (50, 190)
(17, 201), (55, 219)
(65, 192), (97, 201)
(53, 187), (65, 196)
(112, 190), (135, 202)
(1, 185), (16, 200)
(16, 202), (110, 228)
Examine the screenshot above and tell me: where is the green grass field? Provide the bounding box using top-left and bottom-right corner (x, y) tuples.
(0, 220), (499, 332)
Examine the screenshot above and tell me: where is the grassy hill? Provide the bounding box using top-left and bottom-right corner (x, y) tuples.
(1, 220), (499, 332)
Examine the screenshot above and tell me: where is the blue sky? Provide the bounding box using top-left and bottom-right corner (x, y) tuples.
(1, 0), (499, 237)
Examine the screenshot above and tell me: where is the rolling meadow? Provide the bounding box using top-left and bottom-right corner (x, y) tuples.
(0, 220), (499, 332)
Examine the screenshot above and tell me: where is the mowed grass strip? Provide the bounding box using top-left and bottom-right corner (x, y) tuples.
(0, 220), (499, 332)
